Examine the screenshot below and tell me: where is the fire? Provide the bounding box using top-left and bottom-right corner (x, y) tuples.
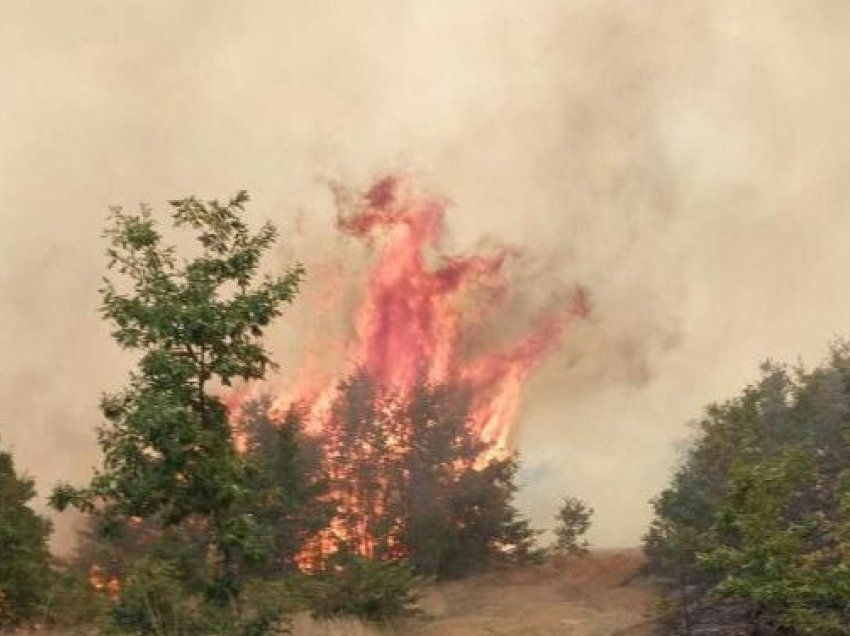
(88, 565), (120, 601)
(228, 176), (588, 565)
(232, 176), (587, 448)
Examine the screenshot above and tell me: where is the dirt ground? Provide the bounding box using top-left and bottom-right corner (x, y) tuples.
(294, 549), (659, 636)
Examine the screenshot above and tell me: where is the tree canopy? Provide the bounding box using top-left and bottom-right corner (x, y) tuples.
(309, 371), (540, 579)
(646, 346), (850, 635)
(0, 437), (52, 627)
(51, 192), (303, 600)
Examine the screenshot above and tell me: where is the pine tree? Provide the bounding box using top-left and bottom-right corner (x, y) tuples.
(239, 397), (333, 574)
(321, 372), (540, 579)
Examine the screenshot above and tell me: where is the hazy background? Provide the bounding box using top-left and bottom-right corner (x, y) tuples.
(1, 0), (849, 550)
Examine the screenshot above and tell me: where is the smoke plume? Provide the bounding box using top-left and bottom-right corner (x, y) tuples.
(1, 0), (848, 550)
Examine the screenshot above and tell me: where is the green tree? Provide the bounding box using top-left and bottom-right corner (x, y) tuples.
(239, 397), (333, 575)
(399, 381), (486, 577)
(50, 191), (303, 600)
(699, 449), (850, 635)
(646, 347), (850, 634)
(552, 496), (593, 555)
(320, 372), (540, 579)
(0, 437), (52, 627)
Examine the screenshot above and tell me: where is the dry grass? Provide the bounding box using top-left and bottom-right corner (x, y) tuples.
(404, 549), (658, 635)
(290, 613), (385, 635)
(12, 550), (657, 636)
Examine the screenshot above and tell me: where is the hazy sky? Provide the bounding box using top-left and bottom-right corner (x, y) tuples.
(2, 1), (849, 549)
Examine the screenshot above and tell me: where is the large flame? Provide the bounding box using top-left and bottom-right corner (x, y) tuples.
(84, 181), (587, 589)
(229, 176), (587, 453)
(226, 177), (587, 566)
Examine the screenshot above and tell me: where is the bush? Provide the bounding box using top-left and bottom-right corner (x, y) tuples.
(107, 557), (292, 636)
(110, 557), (204, 635)
(41, 568), (112, 633)
(305, 554), (420, 623)
(552, 496), (593, 555)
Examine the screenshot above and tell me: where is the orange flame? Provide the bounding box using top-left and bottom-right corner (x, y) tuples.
(230, 176), (588, 446)
(227, 177), (588, 565)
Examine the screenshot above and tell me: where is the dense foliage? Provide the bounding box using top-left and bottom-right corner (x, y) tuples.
(0, 190), (588, 634)
(0, 438), (52, 627)
(47, 192), (302, 632)
(109, 558), (295, 636)
(646, 346), (850, 635)
(239, 398), (333, 576)
(314, 371), (541, 579)
(304, 552), (420, 623)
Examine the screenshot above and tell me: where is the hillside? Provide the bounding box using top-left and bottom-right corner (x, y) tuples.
(291, 549), (658, 636)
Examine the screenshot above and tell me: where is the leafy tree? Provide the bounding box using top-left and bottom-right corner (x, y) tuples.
(646, 347), (850, 635)
(698, 448), (850, 635)
(50, 192), (303, 601)
(0, 436), (52, 627)
(552, 496), (593, 555)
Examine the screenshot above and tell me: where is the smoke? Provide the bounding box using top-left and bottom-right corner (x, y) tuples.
(1, 0), (848, 550)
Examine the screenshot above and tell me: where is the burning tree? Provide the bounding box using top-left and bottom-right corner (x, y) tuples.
(239, 397), (334, 575)
(48, 177), (588, 629)
(50, 191), (303, 601)
(228, 176), (589, 453)
(292, 370), (540, 579)
(219, 176), (587, 580)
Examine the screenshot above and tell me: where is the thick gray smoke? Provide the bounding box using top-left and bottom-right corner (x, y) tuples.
(1, 1), (848, 551)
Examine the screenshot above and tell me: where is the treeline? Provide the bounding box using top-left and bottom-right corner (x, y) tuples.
(646, 346), (850, 635)
(55, 379), (538, 633)
(0, 192), (591, 634)
(15, 187), (850, 636)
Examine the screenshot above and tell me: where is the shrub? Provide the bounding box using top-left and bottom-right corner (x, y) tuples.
(305, 554), (420, 623)
(41, 568), (112, 632)
(552, 496), (593, 555)
(109, 557), (292, 636)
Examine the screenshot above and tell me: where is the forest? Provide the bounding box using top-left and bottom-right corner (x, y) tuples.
(4, 191), (850, 635)
(0, 192), (592, 635)
(2, 1), (846, 634)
